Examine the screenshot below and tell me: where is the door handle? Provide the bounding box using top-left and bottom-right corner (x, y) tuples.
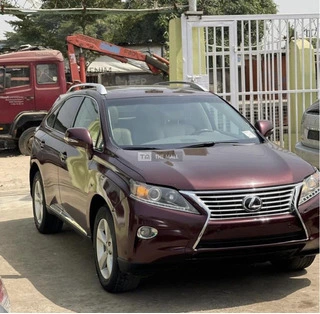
(25, 96), (34, 101)
(40, 141), (45, 149)
(60, 152), (67, 162)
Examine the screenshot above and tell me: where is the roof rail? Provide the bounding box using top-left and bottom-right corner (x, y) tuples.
(67, 83), (107, 95)
(154, 81), (208, 92)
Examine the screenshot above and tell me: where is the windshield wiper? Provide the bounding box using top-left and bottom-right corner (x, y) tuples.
(121, 146), (160, 150)
(180, 141), (244, 149)
(179, 142), (216, 148)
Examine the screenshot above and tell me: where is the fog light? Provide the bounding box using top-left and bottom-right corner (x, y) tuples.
(137, 226), (158, 239)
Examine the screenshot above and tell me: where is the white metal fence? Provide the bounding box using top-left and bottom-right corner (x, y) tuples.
(181, 13), (319, 150)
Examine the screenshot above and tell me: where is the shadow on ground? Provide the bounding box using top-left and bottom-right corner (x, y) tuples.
(0, 216), (315, 313)
(0, 148), (21, 158)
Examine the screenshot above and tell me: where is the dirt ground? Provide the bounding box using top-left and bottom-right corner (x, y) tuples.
(0, 149), (319, 313)
(0, 149), (30, 194)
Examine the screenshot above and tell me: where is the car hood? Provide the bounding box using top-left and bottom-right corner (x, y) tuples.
(116, 142), (315, 190)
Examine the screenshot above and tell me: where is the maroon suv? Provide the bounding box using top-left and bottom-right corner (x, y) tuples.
(29, 82), (319, 293)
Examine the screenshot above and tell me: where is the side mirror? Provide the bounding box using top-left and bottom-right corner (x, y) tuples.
(64, 127), (94, 159)
(255, 120), (274, 137)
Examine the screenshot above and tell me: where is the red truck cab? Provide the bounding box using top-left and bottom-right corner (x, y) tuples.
(0, 49), (67, 155)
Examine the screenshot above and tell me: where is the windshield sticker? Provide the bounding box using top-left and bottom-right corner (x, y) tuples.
(243, 130), (256, 138)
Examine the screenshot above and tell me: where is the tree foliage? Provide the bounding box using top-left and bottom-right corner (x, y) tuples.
(4, 0), (277, 54)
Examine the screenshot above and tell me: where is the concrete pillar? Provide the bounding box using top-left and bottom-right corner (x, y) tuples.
(289, 39), (317, 151)
(169, 17), (206, 82)
(188, 0), (197, 12)
(169, 18), (183, 81)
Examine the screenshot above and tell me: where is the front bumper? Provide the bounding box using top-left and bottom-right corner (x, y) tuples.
(115, 193), (319, 275)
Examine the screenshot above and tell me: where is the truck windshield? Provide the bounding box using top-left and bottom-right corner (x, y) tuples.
(106, 95), (262, 149)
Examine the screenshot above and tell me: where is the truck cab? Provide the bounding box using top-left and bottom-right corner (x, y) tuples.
(0, 49), (67, 155)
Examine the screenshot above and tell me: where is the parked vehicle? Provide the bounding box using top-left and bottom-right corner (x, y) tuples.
(0, 35), (168, 155)
(30, 82), (319, 293)
(0, 50), (67, 155)
(0, 278), (10, 313)
(295, 100), (319, 169)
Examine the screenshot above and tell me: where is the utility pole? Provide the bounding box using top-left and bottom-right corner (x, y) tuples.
(188, 0), (197, 12)
(187, 0), (202, 15)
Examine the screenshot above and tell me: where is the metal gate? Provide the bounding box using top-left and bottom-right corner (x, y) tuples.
(181, 13), (320, 150)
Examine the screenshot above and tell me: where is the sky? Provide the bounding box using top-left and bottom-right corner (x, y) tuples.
(0, 0), (319, 40)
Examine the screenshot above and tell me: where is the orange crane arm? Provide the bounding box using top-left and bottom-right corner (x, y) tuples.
(66, 34), (169, 83)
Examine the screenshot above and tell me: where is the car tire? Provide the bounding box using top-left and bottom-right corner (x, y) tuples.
(93, 206), (140, 293)
(18, 127), (37, 156)
(271, 255), (316, 271)
(32, 172), (63, 234)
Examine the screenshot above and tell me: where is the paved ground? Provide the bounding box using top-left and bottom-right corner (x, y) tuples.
(0, 149), (319, 313)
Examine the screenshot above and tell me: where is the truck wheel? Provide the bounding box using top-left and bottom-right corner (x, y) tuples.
(93, 206), (140, 293)
(32, 171), (63, 234)
(18, 127), (37, 156)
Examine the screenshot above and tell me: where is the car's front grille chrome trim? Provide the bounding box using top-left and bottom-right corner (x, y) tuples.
(190, 184), (297, 220)
(181, 183), (307, 251)
(194, 185), (296, 220)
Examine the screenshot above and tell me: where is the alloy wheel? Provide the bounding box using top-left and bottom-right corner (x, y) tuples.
(34, 180), (44, 225)
(96, 218), (114, 280)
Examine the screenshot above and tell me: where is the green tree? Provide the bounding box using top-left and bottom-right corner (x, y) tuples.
(4, 0), (277, 53)
(117, 0), (277, 45)
(4, 0), (122, 50)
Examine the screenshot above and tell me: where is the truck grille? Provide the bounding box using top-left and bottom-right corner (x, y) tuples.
(194, 184), (297, 220)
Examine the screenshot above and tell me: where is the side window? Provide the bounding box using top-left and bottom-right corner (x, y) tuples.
(46, 109), (58, 128)
(5, 65), (30, 88)
(36, 64), (58, 84)
(53, 97), (83, 133)
(0, 68), (4, 90)
(74, 97), (101, 148)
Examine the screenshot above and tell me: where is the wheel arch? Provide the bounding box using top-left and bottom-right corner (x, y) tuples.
(11, 112), (47, 139)
(29, 162), (40, 195)
(89, 195), (109, 238)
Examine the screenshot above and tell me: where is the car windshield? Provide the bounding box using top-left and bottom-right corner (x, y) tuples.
(106, 95), (262, 149)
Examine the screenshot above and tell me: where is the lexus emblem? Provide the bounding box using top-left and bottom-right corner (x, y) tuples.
(243, 195), (262, 212)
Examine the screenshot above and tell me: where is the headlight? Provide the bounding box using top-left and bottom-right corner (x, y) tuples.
(130, 180), (199, 214)
(299, 171), (320, 205)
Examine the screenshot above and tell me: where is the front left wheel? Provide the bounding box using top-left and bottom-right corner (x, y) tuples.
(93, 206), (140, 293)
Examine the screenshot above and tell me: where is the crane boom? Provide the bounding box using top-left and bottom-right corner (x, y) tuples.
(66, 34), (169, 83)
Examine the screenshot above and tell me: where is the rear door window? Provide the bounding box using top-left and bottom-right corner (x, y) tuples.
(74, 97), (101, 148)
(52, 96), (83, 133)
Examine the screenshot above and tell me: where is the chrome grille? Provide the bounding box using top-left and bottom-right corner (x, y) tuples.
(194, 184), (297, 220)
